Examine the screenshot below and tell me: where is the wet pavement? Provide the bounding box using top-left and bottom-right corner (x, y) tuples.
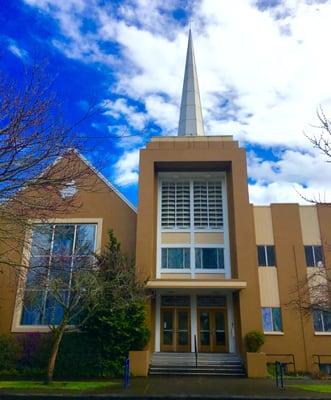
(0, 376), (331, 399)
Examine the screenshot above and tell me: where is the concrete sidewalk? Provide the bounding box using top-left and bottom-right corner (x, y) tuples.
(0, 376), (330, 399)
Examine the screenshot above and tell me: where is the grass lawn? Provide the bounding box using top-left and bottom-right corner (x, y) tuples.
(290, 384), (331, 394)
(0, 381), (118, 392)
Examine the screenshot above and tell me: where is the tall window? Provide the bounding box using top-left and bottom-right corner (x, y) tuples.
(161, 181), (190, 229)
(193, 181), (223, 229)
(21, 223), (96, 326)
(304, 246), (324, 267)
(161, 179), (223, 230)
(313, 310), (331, 332)
(257, 245), (276, 267)
(262, 307), (282, 332)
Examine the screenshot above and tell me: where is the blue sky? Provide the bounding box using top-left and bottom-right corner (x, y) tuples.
(1, 0), (331, 206)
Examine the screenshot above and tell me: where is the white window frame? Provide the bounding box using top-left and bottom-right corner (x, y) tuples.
(157, 172), (230, 278)
(12, 218), (103, 333)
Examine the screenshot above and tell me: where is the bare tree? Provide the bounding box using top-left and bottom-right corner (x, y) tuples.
(16, 224), (104, 384)
(0, 63), (101, 271)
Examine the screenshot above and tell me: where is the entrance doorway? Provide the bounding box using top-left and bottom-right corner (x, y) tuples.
(197, 308), (227, 352)
(160, 307), (191, 352)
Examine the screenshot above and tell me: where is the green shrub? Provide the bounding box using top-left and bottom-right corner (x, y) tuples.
(244, 330), (265, 352)
(0, 335), (20, 370)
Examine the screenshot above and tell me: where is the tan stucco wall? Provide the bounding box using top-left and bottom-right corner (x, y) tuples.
(299, 206), (321, 245)
(195, 232), (224, 244)
(135, 136), (262, 352)
(161, 232), (190, 244)
(253, 206), (274, 244)
(0, 155), (137, 335)
(258, 204), (330, 373)
(258, 267), (280, 307)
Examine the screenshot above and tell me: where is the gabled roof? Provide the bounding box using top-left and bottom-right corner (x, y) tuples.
(69, 149), (137, 213)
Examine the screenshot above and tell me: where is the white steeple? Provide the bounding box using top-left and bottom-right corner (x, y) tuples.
(178, 30), (205, 136)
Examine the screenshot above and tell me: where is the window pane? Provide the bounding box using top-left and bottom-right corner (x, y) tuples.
(267, 246), (276, 266)
(184, 248), (190, 269)
(202, 248), (218, 269)
(262, 307), (273, 331)
(195, 249), (202, 269)
(217, 248), (225, 269)
(31, 225), (52, 256)
(52, 225), (75, 256)
(21, 291), (44, 325)
(163, 248), (190, 269)
(161, 248), (167, 268)
(49, 256), (72, 284)
(257, 246), (267, 266)
(75, 224), (96, 255)
(314, 246), (323, 267)
(43, 292), (67, 325)
(272, 308), (282, 331)
(313, 310), (324, 332)
(304, 246), (314, 267)
(323, 311), (331, 332)
(26, 257), (49, 287)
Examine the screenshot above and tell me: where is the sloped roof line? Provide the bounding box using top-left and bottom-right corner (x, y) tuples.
(71, 149), (137, 213)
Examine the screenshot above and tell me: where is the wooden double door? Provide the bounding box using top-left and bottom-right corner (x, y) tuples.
(198, 308), (227, 353)
(160, 306), (227, 353)
(161, 307), (191, 352)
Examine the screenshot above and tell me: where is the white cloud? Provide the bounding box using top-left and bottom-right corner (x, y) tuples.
(7, 42), (29, 61)
(22, 0), (331, 196)
(114, 149), (140, 186)
(103, 98), (148, 130)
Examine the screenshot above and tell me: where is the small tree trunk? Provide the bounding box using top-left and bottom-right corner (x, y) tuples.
(45, 317), (68, 384)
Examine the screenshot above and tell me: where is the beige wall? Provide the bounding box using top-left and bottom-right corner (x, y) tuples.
(253, 206), (274, 244)
(299, 206), (321, 245)
(258, 267), (280, 307)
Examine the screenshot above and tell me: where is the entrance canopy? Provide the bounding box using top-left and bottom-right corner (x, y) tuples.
(146, 279), (247, 290)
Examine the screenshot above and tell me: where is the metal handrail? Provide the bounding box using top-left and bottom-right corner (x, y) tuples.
(312, 354), (331, 370)
(266, 353), (296, 373)
(194, 334), (198, 368)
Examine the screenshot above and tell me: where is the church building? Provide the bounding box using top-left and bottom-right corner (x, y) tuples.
(0, 31), (330, 376)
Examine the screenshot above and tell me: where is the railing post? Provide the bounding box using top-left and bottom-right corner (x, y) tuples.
(275, 361), (279, 387)
(124, 357), (130, 389)
(194, 334), (198, 368)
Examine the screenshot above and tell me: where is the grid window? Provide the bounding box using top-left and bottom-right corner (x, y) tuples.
(195, 248), (224, 270)
(21, 223), (96, 326)
(313, 310), (331, 332)
(304, 246), (324, 267)
(193, 181), (223, 229)
(257, 245), (276, 267)
(161, 181), (190, 229)
(262, 307), (283, 332)
(161, 248), (190, 269)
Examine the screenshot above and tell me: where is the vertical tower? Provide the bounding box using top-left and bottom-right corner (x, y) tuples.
(178, 30), (205, 136)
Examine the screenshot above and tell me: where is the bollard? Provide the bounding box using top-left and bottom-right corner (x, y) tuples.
(124, 357), (130, 389)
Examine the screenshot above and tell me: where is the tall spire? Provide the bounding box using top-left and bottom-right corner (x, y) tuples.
(178, 30), (205, 136)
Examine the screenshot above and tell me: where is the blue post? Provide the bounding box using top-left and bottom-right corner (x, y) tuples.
(275, 361), (279, 387)
(124, 358), (130, 389)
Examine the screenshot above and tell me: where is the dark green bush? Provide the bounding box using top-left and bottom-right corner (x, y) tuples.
(0, 334), (20, 370)
(244, 330), (265, 352)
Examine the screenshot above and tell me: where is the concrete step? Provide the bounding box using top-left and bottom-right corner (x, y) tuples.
(149, 352), (245, 377)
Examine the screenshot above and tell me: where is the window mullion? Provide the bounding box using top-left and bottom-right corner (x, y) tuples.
(265, 246), (268, 267)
